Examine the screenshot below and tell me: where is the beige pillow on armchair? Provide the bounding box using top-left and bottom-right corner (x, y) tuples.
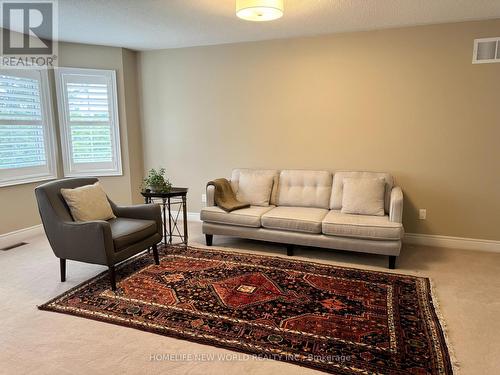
(61, 182), (116, 222)
(341, 177), (386, 216)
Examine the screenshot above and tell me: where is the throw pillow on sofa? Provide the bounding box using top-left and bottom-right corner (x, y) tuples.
(236, 171), (274, 206)
(61, 182), (116, 222)
(341, 177), (385, 216)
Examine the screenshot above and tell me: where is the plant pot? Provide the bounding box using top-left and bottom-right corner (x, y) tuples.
(149, 185), (163, 193)
(148, 184), (172, 193)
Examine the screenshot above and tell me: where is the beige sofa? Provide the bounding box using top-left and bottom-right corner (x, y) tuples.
(201, 169), (404, 268)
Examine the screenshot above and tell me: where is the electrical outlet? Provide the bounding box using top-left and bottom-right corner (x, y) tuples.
(419, 209), (427, 220)
(201, 194), (207, 203)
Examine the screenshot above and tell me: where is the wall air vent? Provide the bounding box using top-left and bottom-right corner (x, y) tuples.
(472, 37), (500, 64)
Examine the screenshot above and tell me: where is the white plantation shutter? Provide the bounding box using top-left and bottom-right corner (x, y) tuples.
(0, 124), (45, 168)
(66, 82), (112, 164)
(0, 69), (57, 187)
(55, 68), (122, 177)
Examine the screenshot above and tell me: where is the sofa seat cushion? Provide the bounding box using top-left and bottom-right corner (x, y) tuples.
(201, 205), (275, 228)
(261, 206), (328, 234)
(322, 210), (403, 240)
(110, 218), (158, 250)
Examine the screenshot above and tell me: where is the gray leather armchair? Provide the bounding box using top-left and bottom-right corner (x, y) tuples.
(35, 178), (162, 291)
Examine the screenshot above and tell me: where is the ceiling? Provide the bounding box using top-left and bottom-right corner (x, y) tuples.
(18, 1), (500, 50)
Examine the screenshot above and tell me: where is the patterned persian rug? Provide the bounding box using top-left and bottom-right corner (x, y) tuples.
(39, 245), (454, 374)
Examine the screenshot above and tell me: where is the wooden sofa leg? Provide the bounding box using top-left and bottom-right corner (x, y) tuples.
(287, 245), (294, 256)
(60, 258), (66, 282)
(109, 265), (117, 291)
(152, 243), (160, 265)
(389, 256), (396, 269)
(205, 234), (213, 246)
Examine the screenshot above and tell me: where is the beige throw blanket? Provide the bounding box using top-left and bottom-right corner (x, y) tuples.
(207, 178), (250, 212)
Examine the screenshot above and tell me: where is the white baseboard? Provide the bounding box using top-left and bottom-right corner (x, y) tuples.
(404, 233), (500, 253)
(3, 216), (499, 254)
(188, 211), (500, 253)
(0, 224), (43, 250)
(187, 212), (201, 222)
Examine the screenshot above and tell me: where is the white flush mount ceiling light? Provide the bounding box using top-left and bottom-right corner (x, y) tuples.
(236, 0), (284, 22)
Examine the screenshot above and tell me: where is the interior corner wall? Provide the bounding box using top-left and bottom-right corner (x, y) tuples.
(138, 19), (500, 241)
(122, 48), (145, 204)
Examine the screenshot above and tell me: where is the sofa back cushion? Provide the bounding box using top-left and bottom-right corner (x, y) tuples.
(231, 169), (280, 205)
(330, 171), (394, 213)
(277, 170), (332, 209)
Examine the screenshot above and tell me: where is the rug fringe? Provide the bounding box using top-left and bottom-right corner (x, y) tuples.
(428, 278), (461, 374)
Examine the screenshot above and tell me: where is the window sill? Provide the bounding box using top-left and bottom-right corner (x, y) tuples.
(63, 171), (124, 178)
(0, 175), (58, 188)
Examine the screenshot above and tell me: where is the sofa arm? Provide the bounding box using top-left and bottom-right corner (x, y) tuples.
(206, 184), (215, 207)
(389, 186), (404, 223)
(110, 201), (162, 236)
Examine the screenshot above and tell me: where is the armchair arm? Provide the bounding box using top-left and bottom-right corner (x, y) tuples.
(55, 220), (114, 265)
(110, 201), (162, 236)
(206, 184), (215, 207)
(389, 186), (404, 223)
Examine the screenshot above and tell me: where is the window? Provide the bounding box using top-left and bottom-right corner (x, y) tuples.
(0, 69), (57, 187)
(55, 68), (122, 177)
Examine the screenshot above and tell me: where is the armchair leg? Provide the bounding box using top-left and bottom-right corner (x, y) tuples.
(287, 245), (294, 256)
(389, 256), (397, 269)
(152, 243), (160, 265)
(109, 266), (117, 291)
(205, 234), (213, 246)
(60, 258), (66, 282)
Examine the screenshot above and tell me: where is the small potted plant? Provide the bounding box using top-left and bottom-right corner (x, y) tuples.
(143, 168), (172, 193)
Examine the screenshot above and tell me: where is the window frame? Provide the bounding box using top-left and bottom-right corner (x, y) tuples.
(0, 68), (58, 188)
(55, 67), (122, 177)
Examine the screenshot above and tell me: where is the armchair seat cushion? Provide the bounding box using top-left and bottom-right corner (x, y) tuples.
(322, 210), (403, 240)
(109, 218), (158, 250)
(261, 206), (328, 234)
(200, 206), (275, 228)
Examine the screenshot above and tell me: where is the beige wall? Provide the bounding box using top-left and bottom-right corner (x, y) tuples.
(122, 49), (145, 204)
(0, 42), (143, 235)
(139, 19), (500, 240)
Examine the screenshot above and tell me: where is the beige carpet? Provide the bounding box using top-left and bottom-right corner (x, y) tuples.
(1, 220), (499, 374)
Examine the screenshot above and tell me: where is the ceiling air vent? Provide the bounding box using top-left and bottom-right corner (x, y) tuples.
(472, 37), (500, 64)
